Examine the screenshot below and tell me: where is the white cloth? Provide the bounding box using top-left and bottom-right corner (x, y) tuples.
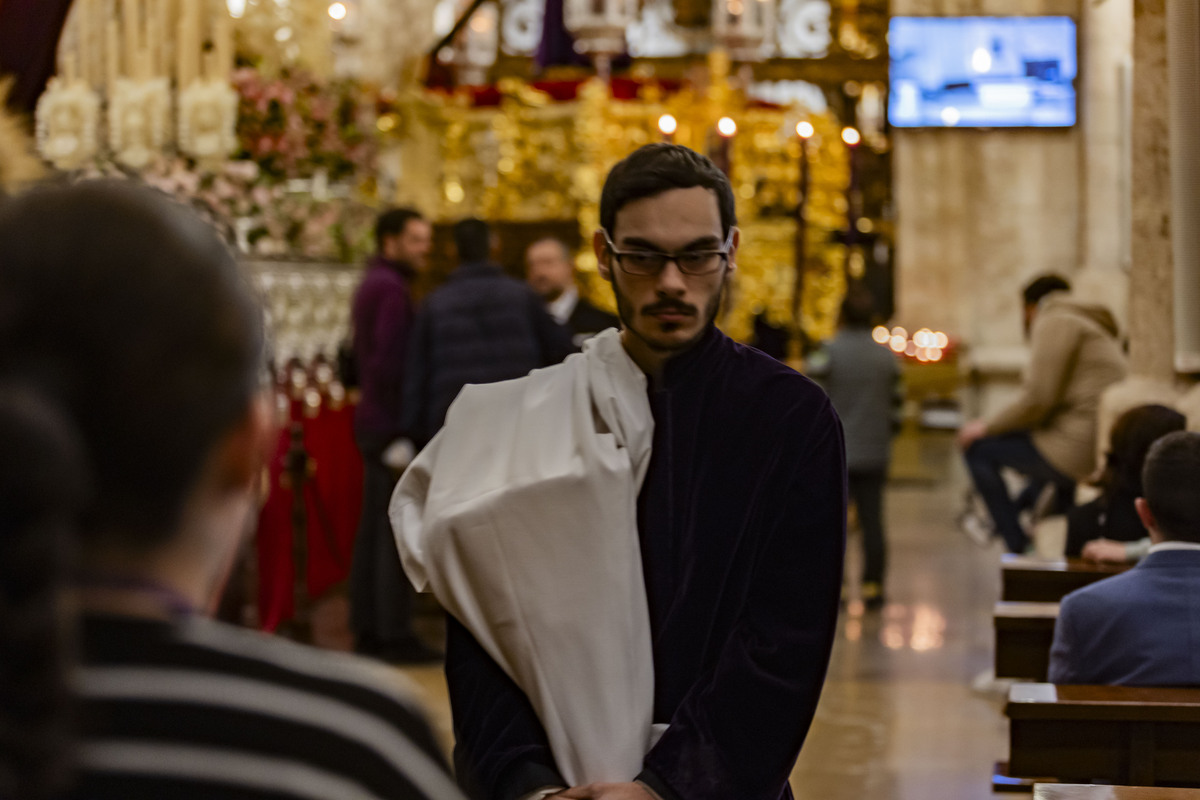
(390, 328), (656, 785)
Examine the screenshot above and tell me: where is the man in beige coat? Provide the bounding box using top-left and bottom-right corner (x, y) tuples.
(958, 275), (1128, 553)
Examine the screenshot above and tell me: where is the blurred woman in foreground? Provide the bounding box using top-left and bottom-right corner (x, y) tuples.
(0, 182), (462, 800)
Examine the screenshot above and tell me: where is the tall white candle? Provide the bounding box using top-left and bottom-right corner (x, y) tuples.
(122, 0), (140, 78)
(63, 52), (79, 84)
(215, 7), (232, 82)
(154, 0), (169, 80)
(186, 0), (200, 82)
(76, 1), (90, 86)
(106, 19), (121, 90)
(176, 12), (189, 86)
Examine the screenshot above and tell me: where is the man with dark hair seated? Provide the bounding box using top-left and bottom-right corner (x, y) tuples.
(1048, 431), (1200, 686)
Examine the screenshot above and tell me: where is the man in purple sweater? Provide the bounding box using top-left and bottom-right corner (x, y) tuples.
(350, 207), (438, 662)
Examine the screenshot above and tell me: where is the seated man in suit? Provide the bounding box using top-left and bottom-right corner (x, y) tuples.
(1048, 431), (1200, 686)
(525, 236), (618, 347)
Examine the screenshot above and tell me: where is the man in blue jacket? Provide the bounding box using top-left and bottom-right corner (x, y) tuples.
(1049, 430), (1200, 686)
(401, 218), (574, 447)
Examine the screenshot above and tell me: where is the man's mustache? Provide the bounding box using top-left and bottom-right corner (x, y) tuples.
(642, 299), (697, 316)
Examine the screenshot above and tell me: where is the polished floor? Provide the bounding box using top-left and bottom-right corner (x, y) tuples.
(390, 431), (1015, 798)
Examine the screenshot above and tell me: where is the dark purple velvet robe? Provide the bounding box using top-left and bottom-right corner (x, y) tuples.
(445, 326), (846, 800)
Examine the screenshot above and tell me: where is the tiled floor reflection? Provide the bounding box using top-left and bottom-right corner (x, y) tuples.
(396, 432), (1013, 798)
(790, 434), (1009, 799)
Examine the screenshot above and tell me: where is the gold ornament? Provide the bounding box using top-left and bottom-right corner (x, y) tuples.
(178, 78), (239, 162)
(108, 77), (171, 169)
(382, 61), (853, 343)
(35, 77), (102, 170)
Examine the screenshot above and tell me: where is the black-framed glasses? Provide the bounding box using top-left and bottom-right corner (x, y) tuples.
(601, 229), (735, 276)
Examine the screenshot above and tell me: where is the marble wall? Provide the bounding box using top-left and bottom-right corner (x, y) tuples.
(894, 128), (1079, 368)
(891, 0), (1138, 380)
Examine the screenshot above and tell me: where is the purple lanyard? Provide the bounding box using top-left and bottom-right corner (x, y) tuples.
(75, 572), (197, 618)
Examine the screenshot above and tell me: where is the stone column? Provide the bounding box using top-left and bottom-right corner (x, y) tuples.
(1128, 0), (1175, 380)
(1073, 0), (1132, 327)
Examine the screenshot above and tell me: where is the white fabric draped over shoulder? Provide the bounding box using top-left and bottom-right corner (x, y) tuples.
(390, 328), (657, 785)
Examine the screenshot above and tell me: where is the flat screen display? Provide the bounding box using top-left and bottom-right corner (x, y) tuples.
(889, 17), (1077, 128)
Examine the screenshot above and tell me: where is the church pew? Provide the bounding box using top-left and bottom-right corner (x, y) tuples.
(995, 601), (1059, 681)
(1007, 684), (1200, 786)
(1002, 554), (1130, 603)
(1035, 785), (1200, 800)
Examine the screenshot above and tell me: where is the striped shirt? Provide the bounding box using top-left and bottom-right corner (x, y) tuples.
(72, 614), (465, 800)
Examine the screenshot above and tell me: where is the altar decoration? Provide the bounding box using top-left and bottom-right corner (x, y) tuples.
(108, 76), (171, 168)
(231, 68), (379, 183)
(135, 158), (376, 263)
(252, 265), (361, 365)
(41, 0), (239, 168)
(712, 0), (776, 61)
(455, 1), (501, 86)
(235, 0), (334, 78)
(178, 78), (239, 161)
(254, 326), (363, 632)
(565, 0), (639, 58)
(35, 72), (101, 170)
(43, 0), (382, 265)
(390, 51), (854, 343)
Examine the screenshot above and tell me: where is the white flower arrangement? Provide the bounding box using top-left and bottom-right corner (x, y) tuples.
(35, 78), (101, 170)
(178, 78), (238, 161)
(107, 77), (171, 169)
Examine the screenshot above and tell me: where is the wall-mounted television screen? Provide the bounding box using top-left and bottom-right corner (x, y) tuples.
(889, 17), (1077, 128)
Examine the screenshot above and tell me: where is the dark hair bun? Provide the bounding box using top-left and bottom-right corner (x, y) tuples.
(0, 384), (88, 800)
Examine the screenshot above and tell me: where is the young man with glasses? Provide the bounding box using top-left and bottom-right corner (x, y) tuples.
(393, 144), (846, 800)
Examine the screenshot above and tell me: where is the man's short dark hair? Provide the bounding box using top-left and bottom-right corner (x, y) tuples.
(599, 144), (737, 239)
(375, 207), (423, 252)
(1022, 274), (1071, 307)
(839, 285), (877, 329)
(453, 217), (491, 263)
(1142, 430), (1200, 542)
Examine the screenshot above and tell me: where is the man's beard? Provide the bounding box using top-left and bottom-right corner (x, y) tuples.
(610, 272), (727, 354)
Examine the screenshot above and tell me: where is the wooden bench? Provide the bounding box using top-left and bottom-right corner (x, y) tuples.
(1002, 554), (1130, 603)
(995, 601), (1059, 681)
(1008, 684), (1200, 786)
(1035, 785), (1200, 799)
